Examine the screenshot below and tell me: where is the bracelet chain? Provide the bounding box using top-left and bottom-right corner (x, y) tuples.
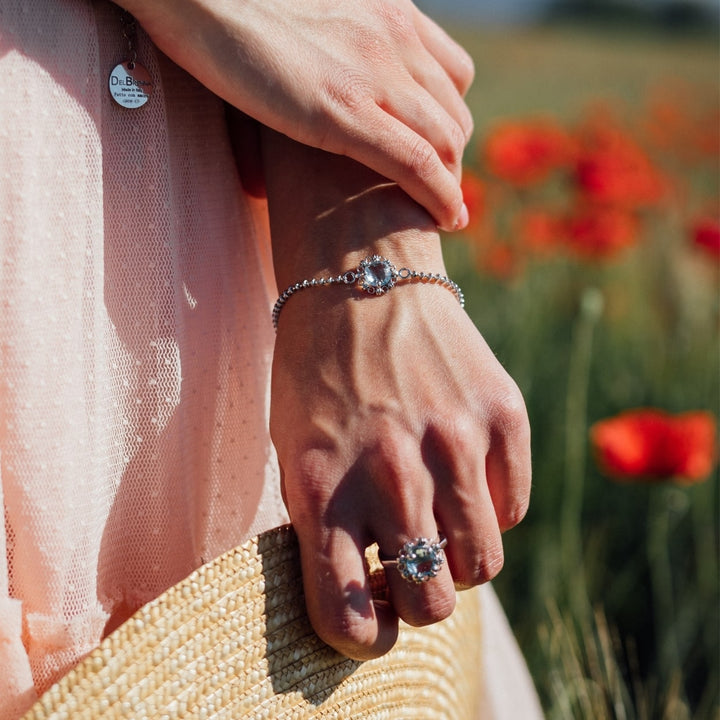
(272, 256), (464, 330)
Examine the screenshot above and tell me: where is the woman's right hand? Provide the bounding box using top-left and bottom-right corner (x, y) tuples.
(120, 0), (475, 230)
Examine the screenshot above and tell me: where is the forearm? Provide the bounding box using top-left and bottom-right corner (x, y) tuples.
(259, 128), (447, 292)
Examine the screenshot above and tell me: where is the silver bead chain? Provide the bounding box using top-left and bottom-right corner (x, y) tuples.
(272, 264), (464, 330)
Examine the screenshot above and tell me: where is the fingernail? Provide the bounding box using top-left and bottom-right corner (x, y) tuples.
(455, 203), (469, 231)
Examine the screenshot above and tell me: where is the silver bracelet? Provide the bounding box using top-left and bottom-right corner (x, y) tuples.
(272, 255), (464, 330)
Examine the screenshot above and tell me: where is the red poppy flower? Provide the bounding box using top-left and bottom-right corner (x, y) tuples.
(476, 243), (523, 280)
(643, 96), (689, 153)
(691, 217), (720, 258)
(484, 119), (573, 186)
(642, 83), (719, 161)
(591, 409), (718, 484)
(487, 244), (519, 279)
(562, 206), (639, 259)
(574, 121), (666, 209)
(517, 209), (563, 255)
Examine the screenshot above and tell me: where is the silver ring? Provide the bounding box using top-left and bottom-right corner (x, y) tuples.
(381, 536), (447, 584)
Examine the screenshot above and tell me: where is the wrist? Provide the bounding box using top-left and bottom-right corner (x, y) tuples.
(262, 127), (447, 285)
(272, 225), (446, 291)
(272, 252), (462, 330)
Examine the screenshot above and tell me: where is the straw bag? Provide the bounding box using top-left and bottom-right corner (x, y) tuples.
(23, 524), (484, 719)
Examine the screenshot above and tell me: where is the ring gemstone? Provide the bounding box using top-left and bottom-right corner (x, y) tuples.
(396, 537), (446, 584)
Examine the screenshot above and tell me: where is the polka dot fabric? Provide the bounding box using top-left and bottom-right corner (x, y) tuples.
(0, 2), (287, 716)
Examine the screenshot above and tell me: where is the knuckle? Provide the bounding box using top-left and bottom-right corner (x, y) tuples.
(431, 121), (466, 177)
(458, 53), (476, 93)
(472, 545), (505, 585)
(447, 412), (480, 457)
(402, 590), (456, 628)
(461, 108), (475, 143)
(452, 537), (505, 587)
(283, 448), (336, 521)
(323, 67), (374, 117)
(491, 381), (530, 437)
(446, 121), (467, 162)
(371, 421), (416, 472)
(371, 431), (430, 510)
(405, 137), (439, 183)
(295, 446), (331, 481)
(376, 2), (416, 43)
(315, 611), (386, 659)
(502, 491), (531, 531)
(427, 411), (482, 465)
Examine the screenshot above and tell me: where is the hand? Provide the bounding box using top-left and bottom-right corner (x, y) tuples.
(258, 128), (531, 659)
(270, 268), (531, 659)
(120, 0), (474, 230)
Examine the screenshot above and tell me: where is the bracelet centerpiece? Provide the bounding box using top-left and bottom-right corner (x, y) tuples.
(358, 255), (398, 294)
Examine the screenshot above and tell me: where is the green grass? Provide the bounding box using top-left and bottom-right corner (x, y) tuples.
(455, 25), (718, 130)
(441, 24), (719, 719)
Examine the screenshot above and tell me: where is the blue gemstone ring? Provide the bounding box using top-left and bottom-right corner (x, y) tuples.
(381, 536), (448, 584)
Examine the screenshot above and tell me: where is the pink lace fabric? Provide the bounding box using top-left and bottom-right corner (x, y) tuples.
(0, 2), (288, 715)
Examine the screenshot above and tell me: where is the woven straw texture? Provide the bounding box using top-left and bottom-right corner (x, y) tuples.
(24, 525), (483, 720)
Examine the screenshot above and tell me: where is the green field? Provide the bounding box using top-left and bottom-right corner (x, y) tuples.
(442, 25), (719, 719)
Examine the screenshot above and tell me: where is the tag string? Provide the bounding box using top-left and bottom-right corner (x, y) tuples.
(119, 9), (138, 68)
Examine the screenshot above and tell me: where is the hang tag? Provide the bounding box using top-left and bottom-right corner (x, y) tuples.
(109, 61), (153, 109)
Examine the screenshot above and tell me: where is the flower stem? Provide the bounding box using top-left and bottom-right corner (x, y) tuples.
(647, 487), (685, 704)
(561, 286), (603, 621)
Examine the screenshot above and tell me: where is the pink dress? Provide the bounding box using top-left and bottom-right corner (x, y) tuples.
(0, 2), (542, 718)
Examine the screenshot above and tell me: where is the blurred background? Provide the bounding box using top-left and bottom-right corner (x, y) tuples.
(419, 0), (719, 25)
(417, 1), (719, 718)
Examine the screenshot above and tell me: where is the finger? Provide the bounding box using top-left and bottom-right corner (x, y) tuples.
(383, 27), (474, 143)
(435, 473), (505, 589)
(422, 423), (505, 588)
(378, 530), (456, 627)
(485, 386), (532, 531)
(370, 464), (456, 627)
(412, 8), (476, 97)
(389, 60), (474, 149)
(338, 109), (467, 230)
(297, 524), (399, 660)
(378, 85), (469, 179)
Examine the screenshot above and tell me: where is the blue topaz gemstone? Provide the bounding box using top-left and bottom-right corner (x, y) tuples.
(358, 256), (396, 294)
(397, 537), (446, 584)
